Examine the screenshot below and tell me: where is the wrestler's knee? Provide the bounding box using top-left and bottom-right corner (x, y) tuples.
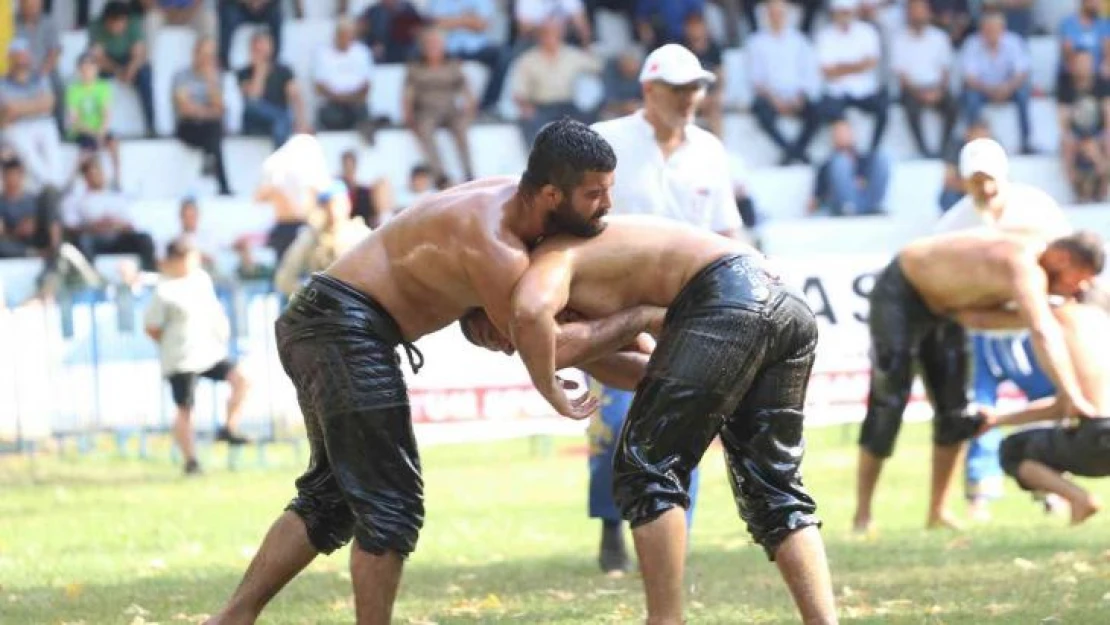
(728, 411), (821, 560)
(933, 409), (979, 447)
(350, 492), (426, 558)
(285, 494), (355, 554)
(613, 451), (691, 528)
(999, 433), (1031, 480)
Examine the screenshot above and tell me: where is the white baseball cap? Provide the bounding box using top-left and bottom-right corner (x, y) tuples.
(639, 44), (716, 86)
(829, 0), (859, 11)
(959, 138), (1009, 181)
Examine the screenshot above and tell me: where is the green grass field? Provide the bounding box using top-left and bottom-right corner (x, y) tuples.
(2, 422), (1109, 624)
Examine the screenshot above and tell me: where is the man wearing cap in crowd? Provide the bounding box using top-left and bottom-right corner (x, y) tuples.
(852, 137), (1073, 533)
(584, 43), (743, 575)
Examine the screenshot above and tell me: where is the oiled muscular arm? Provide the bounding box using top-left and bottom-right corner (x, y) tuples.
(1009, 254), (1095, 416)
(987, 396), (1066, 429)
(510, 250), (653, 418)
(954, 308), (1027, 331)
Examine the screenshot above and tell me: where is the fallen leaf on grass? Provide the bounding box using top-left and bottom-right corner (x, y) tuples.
(1053, 574), (1078, 585)
(8, 594), (19, 603)
(124, 604), (151, 617)
(1013, 558), (1037, 570)
(64, 582), (83, 599)
(926, 604), (944, 615)
(171, 614), (209, 623)
(329, 597), (353, 612)
(1102, 592), (1110, 602)
(1051, 551), (1078, 564)
(545, 589), (575, 601)
(843, 605), (875, 618)
(1041, 617), (1060, 624)
(129, 617), (160, 625)
(945, 536), (972, 551)
(985, 603), (1016, 615)
(840, 586), (855, 598)
(445, 584), (463, 595)
(445, 594), (504, 617)
(1072, 561), (1093, 574)
(406, 619), (439, 625)
(690, 601), (705, 610)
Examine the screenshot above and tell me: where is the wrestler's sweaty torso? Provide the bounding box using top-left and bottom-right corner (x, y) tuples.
(898, 229), (1043, 316)
(327, 176), (529, 341)
(539, 216), (759, 318)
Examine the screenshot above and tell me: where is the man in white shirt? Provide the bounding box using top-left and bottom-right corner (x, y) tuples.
(893, 0), (958, 157)
(816, 0), (887, 153)
(62, 157), (157, 272)
(585, 43), (741, 575)
(959, 9), (1034, 154)
(514, 0), (592, 50)
(314, 18), (375, 133)
(747, 0), (822, 165)
(853, 138), (1072, 533)
(145, 237), (250, 475)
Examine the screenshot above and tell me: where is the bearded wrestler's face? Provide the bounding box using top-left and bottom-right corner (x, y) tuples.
(544, 171), (614, 238)
(1041, 246), (1097, 297)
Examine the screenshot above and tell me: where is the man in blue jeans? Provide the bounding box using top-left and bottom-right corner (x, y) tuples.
(809, 119), (890, 216)
(218, 0), (283, 70)
(958, 9), (1034, 154)
(967, 333), (1055, 520)
(237, 28), (306, 148)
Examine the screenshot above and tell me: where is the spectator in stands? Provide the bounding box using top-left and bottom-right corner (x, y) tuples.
(1058, 51), (1110, 204)
(218, 0), (282, 70)
(143, 0), (216, 40)
(929, 0), (974, 46)
(358, 0), (424, 64)
(144, 236), (251, 476)
(981, 0), (1034, 38)
(633, 0), (704, 50)
(0, 155), (98, 295)
(178, 196), (220, 267)
(809, 118), (890, 216)
(237, 28), (308, 149)
(1, 39), (61, 189)
(425, 0), (511, 115)
(65, 53), (115, 154)
(274, 180), (370, 297)
(893, 0), (958, 158)
(599, 47), (644, 121)
(681, 12), (722, 138)
(173, 37), (231, 196)
(743, 0), (822, 35)
(314, 18), (375, 135)
(339, 149), (392, 229)
(514, 0), (592, 51)
(816, 0), (888, 154)
(511, 19), (603, 144)
(959, 9), (1034, 155)
(89, 1), (154, 136)
(1057, 0), (1108, 86)
(15, 0), (61, 128)
(938, 119), (990, 211)
(747, 0), (821, 165)
(395, 162), (434, 211)
(404, 27), (476, 183)
(62, 156), (157, 271)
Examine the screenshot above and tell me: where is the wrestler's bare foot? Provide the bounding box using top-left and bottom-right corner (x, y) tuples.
(1070, 495), (1103, 525)
(851, 515), (872, 535)
(926, 512), (966, 531)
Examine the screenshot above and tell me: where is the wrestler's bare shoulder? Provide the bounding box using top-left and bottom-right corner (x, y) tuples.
(539, 215), (746, 258)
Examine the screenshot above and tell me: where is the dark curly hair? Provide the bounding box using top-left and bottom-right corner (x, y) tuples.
(520, 118), (616, 196)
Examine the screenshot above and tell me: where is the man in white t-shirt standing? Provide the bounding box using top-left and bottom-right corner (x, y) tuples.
(145, 237), (251, 475)
(853, 138), (1072, 533)
(586, 43), (742, 575)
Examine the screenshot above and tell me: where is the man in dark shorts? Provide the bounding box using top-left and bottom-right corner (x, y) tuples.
(144, 238), (251, 475)
(205, 120), (665, 625)
(505, 216), (837, 625)
(977, 299), (1110, 525)
(854, 228), (1106, 534)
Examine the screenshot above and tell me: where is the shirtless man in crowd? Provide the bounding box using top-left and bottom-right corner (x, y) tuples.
(205, 120), (662, 625)
(504, 215), (838, 625)
(977, 297), (1110, 525)
(855, 227), (1106, 534)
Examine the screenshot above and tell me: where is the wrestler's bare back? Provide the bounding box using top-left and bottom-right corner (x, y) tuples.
(899, 229), (1042, 315)
(1040, 303), (1110, 414)
(537, 216), (757, 317)
(327, 177), (529, 341)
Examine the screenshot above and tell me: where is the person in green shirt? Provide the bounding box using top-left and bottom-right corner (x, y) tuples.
(66, 51), (120, 175)
(88, 0), (153, 135)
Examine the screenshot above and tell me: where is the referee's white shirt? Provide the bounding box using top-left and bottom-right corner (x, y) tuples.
(933, 182), (1070, 236)
(591, 111), (741, 234)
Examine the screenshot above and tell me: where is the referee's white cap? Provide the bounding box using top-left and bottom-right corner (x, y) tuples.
(639, 44), (717, 86)
(958, 137), (1009, 181)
